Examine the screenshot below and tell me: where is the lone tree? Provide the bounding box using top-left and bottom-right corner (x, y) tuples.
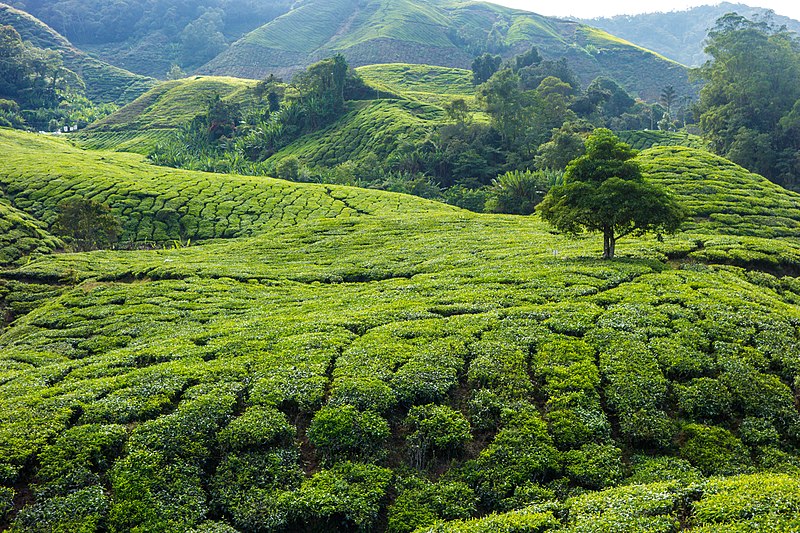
(53, 197), (120, 251)
(538, 129), (685, 259)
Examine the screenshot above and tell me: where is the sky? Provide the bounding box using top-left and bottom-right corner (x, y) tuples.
(488, 0), (800, 21)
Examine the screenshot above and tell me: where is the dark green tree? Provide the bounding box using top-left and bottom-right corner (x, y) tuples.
(660, 85), (676, 117)
(693, 13), (800, 188)
(471, 53), (502, 85)
(53, 197), (120, 251)
(538, 129), (685, 259)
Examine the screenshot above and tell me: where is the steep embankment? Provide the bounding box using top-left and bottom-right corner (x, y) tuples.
(2, 129), (800, 531)
(0, 3), (154, 104)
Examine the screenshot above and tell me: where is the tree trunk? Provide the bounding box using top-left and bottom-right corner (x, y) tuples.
(603, 230), (616, 260)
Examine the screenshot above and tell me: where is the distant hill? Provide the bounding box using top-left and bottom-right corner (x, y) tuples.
(3, 0), (294, 78)
(198, 0), (692, 101)
(583, 3), (800, 67)
(0, 3), (154, 104)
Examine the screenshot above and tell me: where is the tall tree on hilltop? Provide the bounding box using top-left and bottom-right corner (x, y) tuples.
(538, 129), (685, 259)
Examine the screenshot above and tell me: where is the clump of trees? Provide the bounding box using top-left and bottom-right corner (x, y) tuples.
(150, 54), (369, 171)
(693, 13), (800, 190)
(538, 129), (685, 259)
(0, 25), (114, 130)
(149, 46), (691, 214)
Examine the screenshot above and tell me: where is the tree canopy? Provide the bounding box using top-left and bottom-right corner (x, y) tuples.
(693, 13), (800, 190)
(538, 129), (685, 259)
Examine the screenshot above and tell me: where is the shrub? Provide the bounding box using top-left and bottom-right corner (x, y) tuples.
(1, 486), (14, 522)
(10, 485), (108, 533)
(563, 443), (624, 489)
(328, 378), (398, 414)
(484, 170), (560, 215)
(307, 405), (390, 463)
(107, 449), (207, 533)
(387, 480), (476, 533)
(293, 461), (393, 532)
(420, 506), (559, 532)
(692, 474), (800, 527)
(679, 424), (751, 476)
(217, 406), (295, 452)
(462, 406), (560, 510)
(392, 362), (458, 406)
(467, 389), (507, 431)
(275, 157), (300, 181)
(406, 404), (471, 469)
(210, 448), (302, 532)
(738, 417), (780, 447)
(675, 378), (733, 419)
(625, 456), (703, 485)
(36, 424), (127, 498)
(565, 482), (682, 533)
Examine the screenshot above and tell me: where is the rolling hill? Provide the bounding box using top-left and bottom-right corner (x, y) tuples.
(583, 2), (800, 67)
(2, 128), (800, 530)
(0, 3), (155, 105)
(198, 0), (692, 101)
(73, 76), (258, 154)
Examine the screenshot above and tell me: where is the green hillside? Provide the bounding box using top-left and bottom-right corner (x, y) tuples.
(356, 63), (477, 108)
(199, 0), (692, 101)
(3, 128), (800, 531)
(0, 3), (154, 105)
(583, 2), (800, 67)
(74, 76), (257, 153)
(0, 193), (61, 266)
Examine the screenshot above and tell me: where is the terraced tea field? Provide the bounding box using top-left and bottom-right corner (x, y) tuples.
(3, 129), (800, 532)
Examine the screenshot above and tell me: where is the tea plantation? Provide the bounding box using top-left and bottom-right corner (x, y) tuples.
(2, 128), (800, 531)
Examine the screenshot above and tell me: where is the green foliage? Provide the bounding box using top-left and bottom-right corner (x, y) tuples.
(406, 403), (471, 468)
(1, 485), (14, 522)
(35, 424), (127, 498)
(471, 53), (502, 85)
(462, 405), (560, 510)
(419, 505), (559, 532)
(0, 198), (62, 265)
(693, 13), (800, 190)
(485, 170), (562, 215)
(679, 424), (751, 476)
(692, 474), (800, 529)
(9, 485), (109, 533)
(539, 129), (686, 259)
(307, 405), (390, 463)
(563, 443), (624, 489)
(5, 125), (800, 531)
(218, 406), (295, 452)
(388, 479), (476, 533)
(565, 482), (682, 532)
(52, 197), (120, 251)
(294, 461), (393, 531)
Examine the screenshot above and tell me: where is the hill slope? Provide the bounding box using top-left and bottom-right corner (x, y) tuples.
(199, 0), (692, 101)
(0, 3), (155, 104)
(583, 2), (800, 67)
(2, 129), (800, 530)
